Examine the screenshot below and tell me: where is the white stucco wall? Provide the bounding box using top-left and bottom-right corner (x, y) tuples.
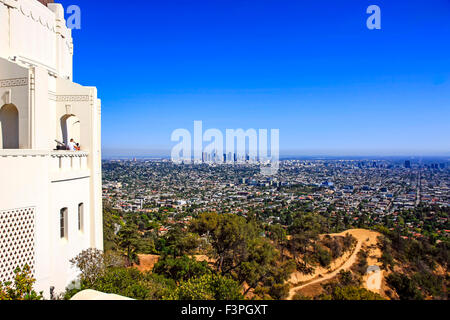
(0, 0), (103, 298)
(0, 0), (73, 79)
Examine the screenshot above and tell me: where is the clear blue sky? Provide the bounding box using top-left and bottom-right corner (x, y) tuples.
(57, 0), (450, 157)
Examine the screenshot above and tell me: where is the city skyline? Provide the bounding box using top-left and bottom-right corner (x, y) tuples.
(102, 146), (450, 159)
(58, 0), (450, 157)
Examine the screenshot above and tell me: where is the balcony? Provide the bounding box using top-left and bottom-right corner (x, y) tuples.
(0, 150), (90, 182)
(50, 151), (90, 181)
(51, 151), (89, 170)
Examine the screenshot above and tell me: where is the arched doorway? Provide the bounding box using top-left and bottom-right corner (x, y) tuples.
(0, 104), (19, 149)
(60, 114), (81, 146)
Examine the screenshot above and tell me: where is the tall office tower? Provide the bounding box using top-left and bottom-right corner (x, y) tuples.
(405, 160), (411, 169)
(0, 0), (103, 298)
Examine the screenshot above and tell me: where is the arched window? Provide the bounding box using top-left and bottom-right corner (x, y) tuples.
(0, 104), (19, 149)
(60, 208), (68, 239)
(78, 203), (84, 232)
(60, 114), (81, 147)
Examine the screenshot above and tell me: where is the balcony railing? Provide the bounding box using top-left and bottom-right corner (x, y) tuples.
(0, 150), (90, 180)
(0, 150), (50, 157)
(51, 151), (89, 171)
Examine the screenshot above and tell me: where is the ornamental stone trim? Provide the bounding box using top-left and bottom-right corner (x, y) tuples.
(0, 78), (29, 88)
(48, 93), (91, 102)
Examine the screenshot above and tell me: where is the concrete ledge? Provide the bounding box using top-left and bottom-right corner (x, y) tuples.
(0, 150), (50, 157)
(70, 289), (134, 301)
(50, 171), (90, 183)
(0, 150), (89, 157)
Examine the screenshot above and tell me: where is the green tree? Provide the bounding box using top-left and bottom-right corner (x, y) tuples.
(337, 270), (359, 287)
(167, 274), (243, 300)
(387, 273), (423, 300)
(326, 286), (384, 300)
(190, 213), (294, 299)
(412, 272), (445, 298)
(153, 255), (212, 284)
(164, 226), (200, 258)
(268, 224), (288, 259)
(313, 244), (332, 268)
(190, 212), (258, 274)
(118, 223), (141, 266)
(103, 204), (120, 251)
(0, 265), (43, 300)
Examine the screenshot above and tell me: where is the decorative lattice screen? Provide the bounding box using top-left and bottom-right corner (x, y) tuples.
(0, 208), (36, 283)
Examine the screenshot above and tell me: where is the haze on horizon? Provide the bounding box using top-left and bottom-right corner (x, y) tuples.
(102, 147), (450, 159)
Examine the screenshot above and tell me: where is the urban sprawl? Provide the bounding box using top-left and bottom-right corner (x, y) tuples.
(103, 158), (450, 240)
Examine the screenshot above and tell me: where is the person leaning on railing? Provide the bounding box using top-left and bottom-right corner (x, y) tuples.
(67, 139), (81, 151)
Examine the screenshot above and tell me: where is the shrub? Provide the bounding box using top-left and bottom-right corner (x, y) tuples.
(153, 255), (212, 283)
(0, 265), (43, 300)
(70, 248), (106, 286)
(386, 273), (423, 300)
(167, 274), (243, 300)
(64, 267), (175, 300)
(313, 245), (332, 268)
(329, 286), (384, 300)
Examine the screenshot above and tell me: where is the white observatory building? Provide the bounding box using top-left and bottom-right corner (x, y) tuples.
(0, 0), (103, 297)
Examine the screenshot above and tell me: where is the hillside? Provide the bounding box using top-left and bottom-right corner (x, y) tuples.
(288, 228), (448, 300)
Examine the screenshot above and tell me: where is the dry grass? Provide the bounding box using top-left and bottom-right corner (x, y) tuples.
(287, 229), (384, 300)
(133, 254), (160, 272)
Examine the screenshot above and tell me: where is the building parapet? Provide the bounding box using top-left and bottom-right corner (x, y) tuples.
(50, 151), (90, 181)
(0, 150), (88, 158)
(0, 150), (51, 157)
(0, 150), (90, 181)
